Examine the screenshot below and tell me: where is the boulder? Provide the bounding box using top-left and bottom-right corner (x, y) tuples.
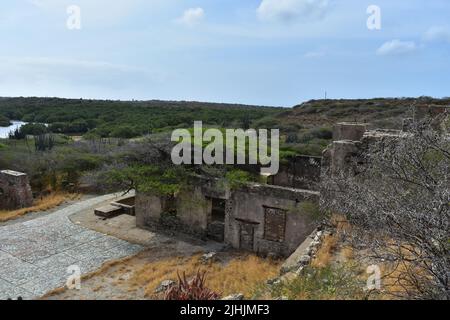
(201, 252), (217, 264)
(222, 293), (244, 301)
(155, 280), (176, 293)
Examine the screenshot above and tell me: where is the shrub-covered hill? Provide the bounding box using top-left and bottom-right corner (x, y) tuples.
(277, 97), (450, 129)
(0, 97), (282, 138)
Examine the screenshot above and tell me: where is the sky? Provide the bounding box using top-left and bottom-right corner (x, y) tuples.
(0, 0), (449, 107)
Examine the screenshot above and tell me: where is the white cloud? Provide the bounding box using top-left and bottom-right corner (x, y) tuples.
(423, 26), (450, 43)
(376, 40), (417, 56)
(0, 56), (161, 89)
(257, 0), (328, 23)
(176, 8), (205, 27)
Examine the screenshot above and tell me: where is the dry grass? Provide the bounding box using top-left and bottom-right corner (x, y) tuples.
(131, 254), (281, 299)
(311, 234), (338, 268)
(0, 193), (80, 222)
(310, 214), (353, 268)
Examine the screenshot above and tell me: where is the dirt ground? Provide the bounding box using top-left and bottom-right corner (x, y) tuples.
(43, 246), (281, 300)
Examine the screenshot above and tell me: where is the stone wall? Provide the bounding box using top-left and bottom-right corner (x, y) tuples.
(0, 170), (33, 210)
(135, 177), (320, 257)
(333, 122), (368, 142)
(135, 176), (229, 238)
(269, 155), (322, 190)
(225, 184), (320, 257)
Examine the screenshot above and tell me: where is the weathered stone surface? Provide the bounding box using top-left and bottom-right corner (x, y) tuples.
(136, 177), (320, 258)
(0, 170), (33, 210)
(269, 155), (322, 190)
(333, 122), (368, 142)
(226, 184), (320, 258)
(94, 204), (124, 219)
(155, 280), (176, 293)
(201, 252), (217, 264)
(280, 228), (325, 275)
(0, 194), (143, 300)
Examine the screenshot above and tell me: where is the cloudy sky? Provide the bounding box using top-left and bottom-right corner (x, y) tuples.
(0, 0), (449, 106)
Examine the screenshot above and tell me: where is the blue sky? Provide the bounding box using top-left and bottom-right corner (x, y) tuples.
(0, 0), (449, 107)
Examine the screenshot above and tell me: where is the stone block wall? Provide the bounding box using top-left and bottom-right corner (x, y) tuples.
(0, 170), (33, 210)
(135, 176), (228, 238)
(269, 155), (322, 190)
(225, 184), (320, 257)
(333, 122), (368, 142)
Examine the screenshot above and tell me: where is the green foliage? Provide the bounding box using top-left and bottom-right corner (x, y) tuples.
(18, 123), (49, 136)
(108, 165), (188, 196)
(0, 115), (11, 127)
(35, 134), (55, 152)
(0, 97), (281, 139)
(268, 265), (367, 300)
(225, 170), (254, 190)
(110, 125), (140, 139)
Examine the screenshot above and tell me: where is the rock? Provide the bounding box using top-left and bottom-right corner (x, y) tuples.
(313, 231), (323, 242)
(295, 266), (305, 275)
(266, 278), (281, 286)
(155, 280), (176, 293)
(298, 255), (311, 266)
(310, 240), (321, 247)
(201, 252), (217, 264)
(222, 293), (244, 300)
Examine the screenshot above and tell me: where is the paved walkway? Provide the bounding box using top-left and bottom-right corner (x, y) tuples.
(0, 194), (143, 300)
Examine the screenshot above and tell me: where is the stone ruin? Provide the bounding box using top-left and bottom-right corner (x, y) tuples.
(0, 170), (33, 210)
(135, 175), (320, 258)
(134, 104), (449, 259)
(323, 105), (449, 177)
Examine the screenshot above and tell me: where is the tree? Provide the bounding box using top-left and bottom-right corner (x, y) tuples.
(0, 115), (11, 127)
(321, 116), (449, 300)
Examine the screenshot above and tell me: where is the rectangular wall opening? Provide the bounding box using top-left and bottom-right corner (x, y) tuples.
(211, 198), (226, 222)
(207, 197), (226, 242)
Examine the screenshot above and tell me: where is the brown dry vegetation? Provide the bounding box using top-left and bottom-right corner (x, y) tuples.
(0, 193), (80, 222)
(307, 214), (423, 299)
(42, 251), (281, 300)
(131, 254), (281, 299)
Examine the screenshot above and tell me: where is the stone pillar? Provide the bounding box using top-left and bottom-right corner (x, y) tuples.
(333, 123), (368, 142)
(330, 141), (359, 175)
(0, 170), (33, 210)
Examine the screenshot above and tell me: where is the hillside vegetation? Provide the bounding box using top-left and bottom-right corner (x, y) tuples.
(279, 97), (450, 127)
(0, 97), (281, 138)
(1, 96), (448, 194)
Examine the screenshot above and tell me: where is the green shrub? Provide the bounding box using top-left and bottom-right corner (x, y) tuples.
(268, 265), (367, 300)
(225, 170), (254, 190)
(0, 115), (11, 127)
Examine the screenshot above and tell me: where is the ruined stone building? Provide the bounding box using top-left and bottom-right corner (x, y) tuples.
(135, 175), (320, 258)
(134, 104), (449, 258)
